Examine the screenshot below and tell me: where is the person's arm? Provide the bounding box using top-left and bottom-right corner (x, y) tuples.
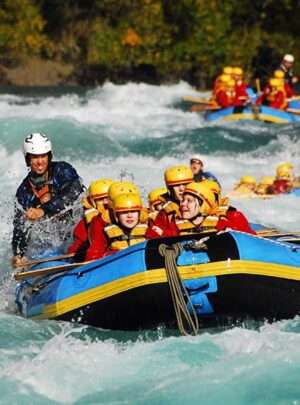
(85, 216), (108, 261)
(270, 92), (285, 109)
(216, 207), (256, 235)
(145, 210), (179, 238)
(285, 83), (294, 97)
(235, 84), (249, 105)
(42, 162), (83, 216)
(215, 91), (230, 108)
(67, 219), (88, 254)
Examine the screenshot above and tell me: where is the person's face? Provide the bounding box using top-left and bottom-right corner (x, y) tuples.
(30, 153), (49, 175)
(180, 194), (200, 219)
(234, 74), (242, 82)
(242, 183), (256, 191)
(190, 160), (203, 175)
(172, 184), (186, 202)
(118, 211), (139, 229)
(283, 60), (293, 69)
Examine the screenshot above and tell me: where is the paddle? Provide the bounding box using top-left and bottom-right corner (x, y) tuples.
(15, 252), (76, 269)
(255, 78), (261, 94)
(257, 230), (300, 237)
(286, 108), (300, 115)
(182, 96), (212, 104)
(14, 260), (95, 281)
(190, 104), (221, 112)
(288, 95), (300, 101)
(256, 228), (279, 235)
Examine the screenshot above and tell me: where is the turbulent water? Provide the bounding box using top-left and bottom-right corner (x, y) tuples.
(1, 81), (300, 404)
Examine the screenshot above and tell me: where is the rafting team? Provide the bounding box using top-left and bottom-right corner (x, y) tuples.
(12, 133), (260, 268)
(228, 162), (300, 199)
(206, 54), (298, 110)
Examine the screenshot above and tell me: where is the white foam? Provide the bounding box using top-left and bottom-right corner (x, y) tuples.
(1, 319), (300, 403)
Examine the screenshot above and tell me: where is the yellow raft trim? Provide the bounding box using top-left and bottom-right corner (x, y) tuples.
(224, 113), (289, 123)
(32, 259), (300, 320)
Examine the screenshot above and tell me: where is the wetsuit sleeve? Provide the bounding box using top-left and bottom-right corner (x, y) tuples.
(85, 216), (108, 261)
(42, 162), (83, 216)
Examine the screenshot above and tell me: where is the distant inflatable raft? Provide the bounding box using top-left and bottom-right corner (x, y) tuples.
(15, 231), (300, 330)
(206, 105), (300, 123)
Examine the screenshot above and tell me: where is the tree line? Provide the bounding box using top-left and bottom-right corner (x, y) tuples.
(0, 0), (299, 87)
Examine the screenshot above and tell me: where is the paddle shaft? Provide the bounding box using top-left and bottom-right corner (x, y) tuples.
(257, 230), (300, 237)
(182, 95), (212, 104)
(191, 104), (220, 112)
(255, 78), (261, 94)
(14, 260), (95, 281)
(286, 108), (300, 115)
(16, 252), (76, 269)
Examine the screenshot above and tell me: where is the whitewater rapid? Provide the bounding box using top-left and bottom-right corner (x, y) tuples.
(0, 81), (300, 404)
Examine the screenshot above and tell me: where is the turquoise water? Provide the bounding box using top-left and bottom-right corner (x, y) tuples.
(1, 82), (300, 404)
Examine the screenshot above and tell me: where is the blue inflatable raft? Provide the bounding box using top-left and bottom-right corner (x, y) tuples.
(15, 231), (300, 330)
(206, 105), (300, 123)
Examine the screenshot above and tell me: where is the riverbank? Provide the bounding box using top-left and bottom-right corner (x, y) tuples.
(0, 57), (205, 88)
(0, 58), (75, 87)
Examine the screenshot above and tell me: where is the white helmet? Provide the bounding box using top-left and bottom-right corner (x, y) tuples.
(23, 133), (52, 156)
(283, 54), (294, 63)
(190, 154), (203, 164)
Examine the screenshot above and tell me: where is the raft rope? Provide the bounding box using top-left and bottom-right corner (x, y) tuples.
(158, 243), (199, 336)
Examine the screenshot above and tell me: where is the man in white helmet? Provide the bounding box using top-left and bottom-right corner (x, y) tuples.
(278, 54), (298, 91)
(12, 133), (84, 267)
(190, 155), (220, 185)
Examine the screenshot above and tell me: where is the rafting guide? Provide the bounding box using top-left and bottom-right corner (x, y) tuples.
(11, 133), (84, 268)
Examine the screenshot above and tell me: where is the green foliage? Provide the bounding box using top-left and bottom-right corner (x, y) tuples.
(0, 0), (52, 60)
(1, 0), (300, 86)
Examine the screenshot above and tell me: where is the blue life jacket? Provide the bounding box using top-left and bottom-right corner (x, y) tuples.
(12, 161), (84, 256)
(194, 171), (220, 186)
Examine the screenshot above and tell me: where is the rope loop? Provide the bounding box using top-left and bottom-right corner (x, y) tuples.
(159, 242), (199, 336)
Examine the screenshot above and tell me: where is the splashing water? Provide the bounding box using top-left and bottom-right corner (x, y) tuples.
(1, 82), (300, 404)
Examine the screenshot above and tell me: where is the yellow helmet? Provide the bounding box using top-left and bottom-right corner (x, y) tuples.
(108, 181), (140, 202)
(259, 176), (275, 186)
(227, 79), (236, 88)
(274, 70), (285, 79)
(240, 175), (256, 185)
(88, 178), (114, 200)
(269, 78), (281, 88)
(148, 187), (168, 207)
(113, 193), (143, 213)
(223, 66), (233, 75)
(183, 182), (217, 216)
(201, 179), (221, 194)
(232, 67), (243, 75)
(276, 162), (294, 179)
(164, 165), (193, 187)
(219, 74), (231, 83)
(200, 180), (221, 203)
